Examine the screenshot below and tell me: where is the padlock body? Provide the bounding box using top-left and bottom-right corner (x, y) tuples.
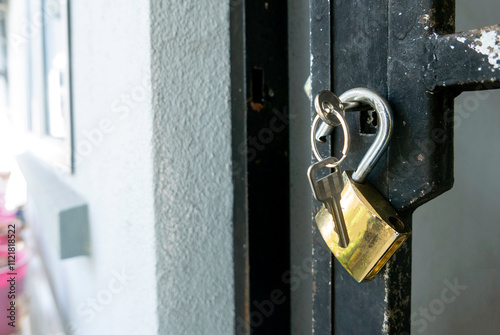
(315, 171), (410, 282)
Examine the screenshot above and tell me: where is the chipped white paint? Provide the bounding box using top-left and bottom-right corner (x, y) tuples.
(469, 30), (500, 69)
(420, 14), (431, 31)
(382, 264), (391, 333)
(456, 30), (500, 69)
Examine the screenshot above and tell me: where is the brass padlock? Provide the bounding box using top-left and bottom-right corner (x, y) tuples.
(315, 88), (411, 283)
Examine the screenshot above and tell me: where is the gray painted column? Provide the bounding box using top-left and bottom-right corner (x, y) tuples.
(150, 1), (235, 334)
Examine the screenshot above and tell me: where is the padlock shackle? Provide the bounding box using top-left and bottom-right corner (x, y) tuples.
(339, 88), (393, 184)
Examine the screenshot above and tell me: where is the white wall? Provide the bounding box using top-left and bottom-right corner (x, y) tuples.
(8, 0), (158, 334)
(8, 0), (236, 333)
(62, 1), (157, 334)
(5, 0), (29, 130)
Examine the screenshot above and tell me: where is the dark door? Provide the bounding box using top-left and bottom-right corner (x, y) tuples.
(309, 1), (500, 334)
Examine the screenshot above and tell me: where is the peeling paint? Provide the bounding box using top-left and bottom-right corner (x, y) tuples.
(382, 264), (391, 333)
(419, 14), (430, 24)
(457, 29), (500, 69)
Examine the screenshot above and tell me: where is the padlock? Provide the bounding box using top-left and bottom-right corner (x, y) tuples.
(314, 88), (411, 283)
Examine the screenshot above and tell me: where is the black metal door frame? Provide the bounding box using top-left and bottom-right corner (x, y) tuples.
(310, 1), (500, 334)
(231, 1), (291, 334)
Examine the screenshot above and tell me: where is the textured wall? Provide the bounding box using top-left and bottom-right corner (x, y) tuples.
(150, 1), (235, 334)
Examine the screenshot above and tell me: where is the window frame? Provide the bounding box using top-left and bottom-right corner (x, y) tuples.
(27, 0), (74, 173)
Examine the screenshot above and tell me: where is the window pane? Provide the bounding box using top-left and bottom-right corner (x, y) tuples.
(43, 0), (70, 139)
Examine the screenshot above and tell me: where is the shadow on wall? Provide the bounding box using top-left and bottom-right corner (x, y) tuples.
(412, 89), (500, 333)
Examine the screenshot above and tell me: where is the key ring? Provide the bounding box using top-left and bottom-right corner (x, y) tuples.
(311, 107), (350, 168)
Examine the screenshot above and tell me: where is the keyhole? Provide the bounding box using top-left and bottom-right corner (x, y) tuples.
(322, 101), (333, 111)
(360, 109), (378, 135)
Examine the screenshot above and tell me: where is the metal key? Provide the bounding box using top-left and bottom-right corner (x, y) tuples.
(307, 156), (350, 248)
(314, 90), (345, 127)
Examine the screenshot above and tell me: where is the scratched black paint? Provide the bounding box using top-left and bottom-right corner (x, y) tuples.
(310, 0), (500, 334)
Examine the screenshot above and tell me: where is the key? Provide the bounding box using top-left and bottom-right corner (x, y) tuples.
(314, 167), (350, 248)
(314, 90), (345, 127)
(308, 156), (350, 248)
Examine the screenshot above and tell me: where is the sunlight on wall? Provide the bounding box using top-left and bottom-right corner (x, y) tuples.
(0, 108), (26, 210)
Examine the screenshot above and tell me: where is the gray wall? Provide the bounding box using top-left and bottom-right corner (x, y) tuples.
(150, 1), (235, 334)
(412, 1), (500, 334)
